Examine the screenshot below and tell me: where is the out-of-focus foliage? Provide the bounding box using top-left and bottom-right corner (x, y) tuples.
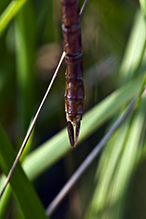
(0, 0), (145, 219)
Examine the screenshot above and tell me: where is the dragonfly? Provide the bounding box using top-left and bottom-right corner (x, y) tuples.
(61, 0), (84, 147)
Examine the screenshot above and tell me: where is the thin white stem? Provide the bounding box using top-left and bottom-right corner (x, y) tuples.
(79, 0), (89, 19)
(0, 51), (66, 199)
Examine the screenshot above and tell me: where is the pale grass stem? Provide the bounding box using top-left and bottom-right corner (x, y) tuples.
(0, 51), (66, 199)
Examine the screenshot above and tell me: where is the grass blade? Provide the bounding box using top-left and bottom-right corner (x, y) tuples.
(0, 0), (27, 37)
(0, 124), (48, 219)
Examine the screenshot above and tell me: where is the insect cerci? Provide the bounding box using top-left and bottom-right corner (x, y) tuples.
(61, 0), (84, 147)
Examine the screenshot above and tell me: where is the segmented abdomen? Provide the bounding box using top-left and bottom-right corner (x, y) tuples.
(61, 0), (84, 147)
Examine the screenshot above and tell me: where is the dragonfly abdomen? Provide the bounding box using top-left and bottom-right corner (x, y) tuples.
(61, 0), (84, 147)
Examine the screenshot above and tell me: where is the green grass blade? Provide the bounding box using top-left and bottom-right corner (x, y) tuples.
(109, 98), (146, 219)
(15, 1), (36, 128)
(139, 0), (146, 22)
(0, 124), (48, 219)
(22, 75), (143, 181)
(0, 178), (12, 219)
(0, 0), (27, 37)
(84, 95), (146, 219)
(0, 127), (34, 219)
(119, 10), (146, 82)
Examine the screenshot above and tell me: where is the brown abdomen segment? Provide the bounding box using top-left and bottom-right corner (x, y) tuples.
(64, 54), (84, 125)
(61, 0), (84, 147)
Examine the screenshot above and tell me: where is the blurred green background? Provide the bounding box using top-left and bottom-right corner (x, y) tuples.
(0, 0), (146, 219)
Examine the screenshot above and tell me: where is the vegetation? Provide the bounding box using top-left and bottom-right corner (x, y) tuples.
(0, 0), (146, 218)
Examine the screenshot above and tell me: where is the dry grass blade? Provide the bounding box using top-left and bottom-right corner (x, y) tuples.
(0, 52), (65, 199)
(79, 0), (89, 18)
